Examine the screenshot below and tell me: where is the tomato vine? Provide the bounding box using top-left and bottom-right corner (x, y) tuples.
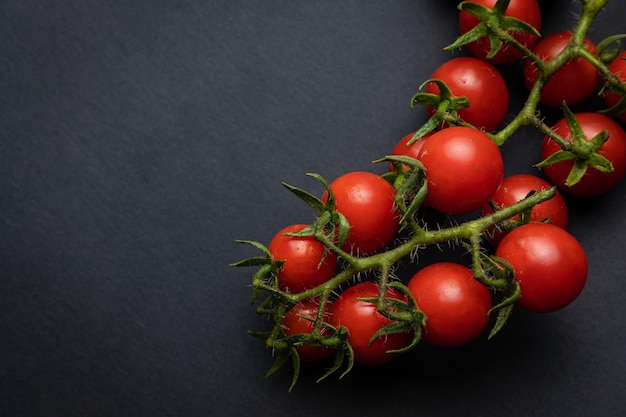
(231, 0), (626, 391)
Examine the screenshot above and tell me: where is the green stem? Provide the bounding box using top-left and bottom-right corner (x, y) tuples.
(313, 187), (555, 296)
(493, 0), (611, 147)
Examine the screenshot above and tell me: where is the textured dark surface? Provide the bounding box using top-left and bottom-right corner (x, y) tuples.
(1, 1), (625, 416)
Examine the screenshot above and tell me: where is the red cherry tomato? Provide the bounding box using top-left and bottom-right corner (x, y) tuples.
(389, 131), (432, 172)
(480, 174), (568, 246)
(540, 112), (626, 196)
(604, 51), (626, 122)
(495, 223), (587, 313)
(523, 31), (599, 107)
(281, 298), (335, 362)
(417, 126), (504, 215)
(323, 172), (400, 255)
(459, 0), (542, 64)
(407, 262), (492, 347)
(426, 57), (509, 132)
(268, 224), (338, 293)
(330, 281), (411, 365)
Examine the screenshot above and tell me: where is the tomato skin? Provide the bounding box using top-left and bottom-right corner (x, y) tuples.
(417, 126), (504, 215)
(389, 131), (432, 172)
(282, 298), (335, 362)
(480, 174), (568, 246)
(523, 32), (599, 107)
(426, 57), (509, 132)
(268, 224), (338, 293)
(322, 172), (400, 255)
(459, 0), (542, 65)
(604, 51), (626, 122)
(391, 132), (428, 161)
(495, 223), (587, 313)
(407, 263), (492, 347)
(330, 281), (411, 365)
(541, 113), (626, 196)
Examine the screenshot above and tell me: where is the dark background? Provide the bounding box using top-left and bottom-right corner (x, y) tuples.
(1, 1), (625, 416)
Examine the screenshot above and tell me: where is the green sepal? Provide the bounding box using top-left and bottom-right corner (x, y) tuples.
(325, 343), (355, 381)
(536, 104), (615, 186)
(563, 102), (586, 142)
(411, 116), (442, 143)
(248, 330), (272, 340)
(367, 320), (414, 352)
(330, 211), (349, 250)
(231, 239), (272, 260)
(490, 0), (511, 14)
(535, 149), (577, 168)
(445, 16), (490, 51)
(445, 0), (540, 57)
(587, 152), (614, 174)
(484, 256), (520, 339)
(374, 155), (428, 226)
(600, 95), (626, 118)
(375, 154), (425, 171)
(359, 281), (426, 354)
(410, 91), (442, 108)
(496, 14), (540, 37)
(410, 78), (471, 135)
(281, 181), (326, 214)
(516, 190), (536, 225)
(316, 348), (346, 384)
(229, 256), (269, 267)
(250, 286), (265, 305)
(565, 160), (590, 187)
(485, 37), (504, 60)
(282, 172), (337, 214)
(264, 347), (293, 378)
(282, 225), (315, 238)
(488, 303), (515, 340)
(487, 278), (520, 316)
(288, 349), (301, 392)
(264, 346), (301, 392)
(596, 33), (626, 64)
(307, 172), (334, 204)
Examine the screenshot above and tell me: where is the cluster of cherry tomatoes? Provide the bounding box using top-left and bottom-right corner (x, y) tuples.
(234, 0), (626, 385)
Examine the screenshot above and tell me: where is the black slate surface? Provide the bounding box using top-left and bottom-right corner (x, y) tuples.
(1, 1), (625, 416)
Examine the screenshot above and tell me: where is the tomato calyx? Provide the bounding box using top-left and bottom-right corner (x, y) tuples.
(597, 39), (626, 117)
(465, 240), (520, 338)
(446, 0), (541, 60)
(281, 173), (352, 254)
(601, 89), (626, 119)
(357, 281), (426, 354)
(596, 34), (626, 64)
(535, 104), (614, 187)
(377, 155), (428, 232)
(410, 78), (471, 139)
(254, 313), (351, 392)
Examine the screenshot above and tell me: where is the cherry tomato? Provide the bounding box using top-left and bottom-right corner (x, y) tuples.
(417, 126), (504, 215)
(459, 0), (542, 64)
(480, 174), (568, 246)
(407, 262), (492, 347)
(388, 131), (432, 172)
(322, 172), (400, 255)
(495, 222), (587, 313)
(281, 298), (335, 362)
(330, 281), (411, 365)
(604, 51), (626, 122)
(540, 112), (626, 196)
(268, 224), (338, 293)
(523, 31), (599, 107)
(426, 57), (509, 132)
